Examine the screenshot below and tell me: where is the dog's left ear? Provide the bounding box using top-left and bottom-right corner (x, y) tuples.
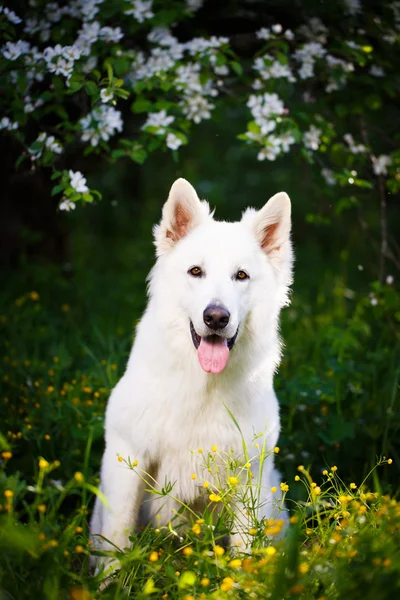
(243, 192), (292, 271)
(154, 178), (211, 256)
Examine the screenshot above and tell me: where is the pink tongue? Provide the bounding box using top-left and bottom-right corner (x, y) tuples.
(198, 337), (230, 374)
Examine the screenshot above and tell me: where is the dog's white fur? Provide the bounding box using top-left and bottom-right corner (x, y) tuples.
(91, 178), (293, 568)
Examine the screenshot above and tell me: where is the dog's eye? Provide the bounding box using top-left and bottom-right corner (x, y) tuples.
(188, 266), (203, 277)
(236, 270), (249, 281)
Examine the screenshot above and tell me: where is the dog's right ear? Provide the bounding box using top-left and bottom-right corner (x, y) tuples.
(153, 178), (211, 256)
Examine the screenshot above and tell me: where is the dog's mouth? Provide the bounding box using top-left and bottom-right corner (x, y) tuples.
(190, 321), (238, 374)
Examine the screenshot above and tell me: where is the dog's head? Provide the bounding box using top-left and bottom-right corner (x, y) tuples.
(151, 178), (293, 375)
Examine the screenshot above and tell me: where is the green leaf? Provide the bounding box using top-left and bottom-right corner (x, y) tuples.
(85, 81), (98, 96)
(131, 97), (152, 113)
(51, 183), (65, 197)
(248, 121), (261, 134)
(105, 62), (113, 83)
(365, 94), (382, 110)
(178, 571), (197, 589)
(15, 154), (27, 170)
(230, 60), (243, 75)
(82, 193), (93, 203)
(131, 147), (148, 164)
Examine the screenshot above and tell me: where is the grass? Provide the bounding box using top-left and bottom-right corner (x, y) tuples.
(0, 254), (399, 598)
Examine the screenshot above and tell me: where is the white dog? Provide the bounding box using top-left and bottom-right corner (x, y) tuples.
(91, 178), (293, 568)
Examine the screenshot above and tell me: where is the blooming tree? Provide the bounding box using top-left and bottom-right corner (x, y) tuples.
(0, 0), (399, 276)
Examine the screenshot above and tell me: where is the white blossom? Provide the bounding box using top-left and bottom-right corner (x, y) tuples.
(345, 41), (361, 49)
(142, 110), (174, 134)
(166, 133), (183, 150)
(45, 135), (63, 154)
(256, 28), (270, 41)
(80, 105), (123, 146)
(2, 40), (31, 61)
(271, 24), (283, 34)
(386, 275), (394, 285)
(147, 27), (177, 46)
(99, 26), (124, 42)
(369, 295), (378, 306)
(125, 0), (154, 23)
(0, 116), (19, 131)
(297, 18), (328, 44)
(43, 44), (81, 80)
(247, 93), (285, 137)
(344, 133), (367, 154)
(257, 136), (282, 161)
(294, 42), (326, 79)
(27, 132), (63, 160)
(69, 170), (89, 193)
(303, 125), (322, 151)
(185, 0), (204, 12)
(373, 155), (392, 176)
(254, 55), (296, 82)
(369, 65), (385, 77)
(181, 94), (214, 123)
(321, 168), (336, 186)
(1, 7), (22, 24)
(59, 199), (76, 212)
(100, 89), (114, 103)
(184, 36), (229, 57)
(284, 29), (295, 41)
(344, 0), (362, 15)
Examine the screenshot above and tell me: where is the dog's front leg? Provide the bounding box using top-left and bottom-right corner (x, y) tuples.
(90, 439), (145, 575)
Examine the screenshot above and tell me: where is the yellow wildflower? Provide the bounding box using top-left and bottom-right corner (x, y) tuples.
(265, 546), (276, 556)
(37, 504), (47, 513)
(220, 577), (234, 592)
(209, 493), (221, 502)
(39, 458), (49, 469)
(192, 523), (201, 535)
(1, 451), (12, 459)
(149, 551), (159, 562)
(4, 490), (13, 499)
(299, 562), (309, 574)
(388, 458), (393, 465)
(213, 545), (225, 557)
(75, 545), (85, 553)
(74, 472), (84, 482)
(183, 546), (193, 556)
(270, 486), (277, 493)
(211, 445), (217, 452)
(350, 483), (357, 490)
(274, 446), (280, 453)
(191, 473), (197, 480)
(228, 476), (239, 485)
(280, 482), (289, 492)
(200, 578), (210, 587)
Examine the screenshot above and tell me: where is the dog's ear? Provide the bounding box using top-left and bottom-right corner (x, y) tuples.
(242, 191), (292, 271)
(154, 178), (211, 255)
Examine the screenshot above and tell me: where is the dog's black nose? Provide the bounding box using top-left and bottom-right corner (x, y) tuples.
(203, 304), (230, 330)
